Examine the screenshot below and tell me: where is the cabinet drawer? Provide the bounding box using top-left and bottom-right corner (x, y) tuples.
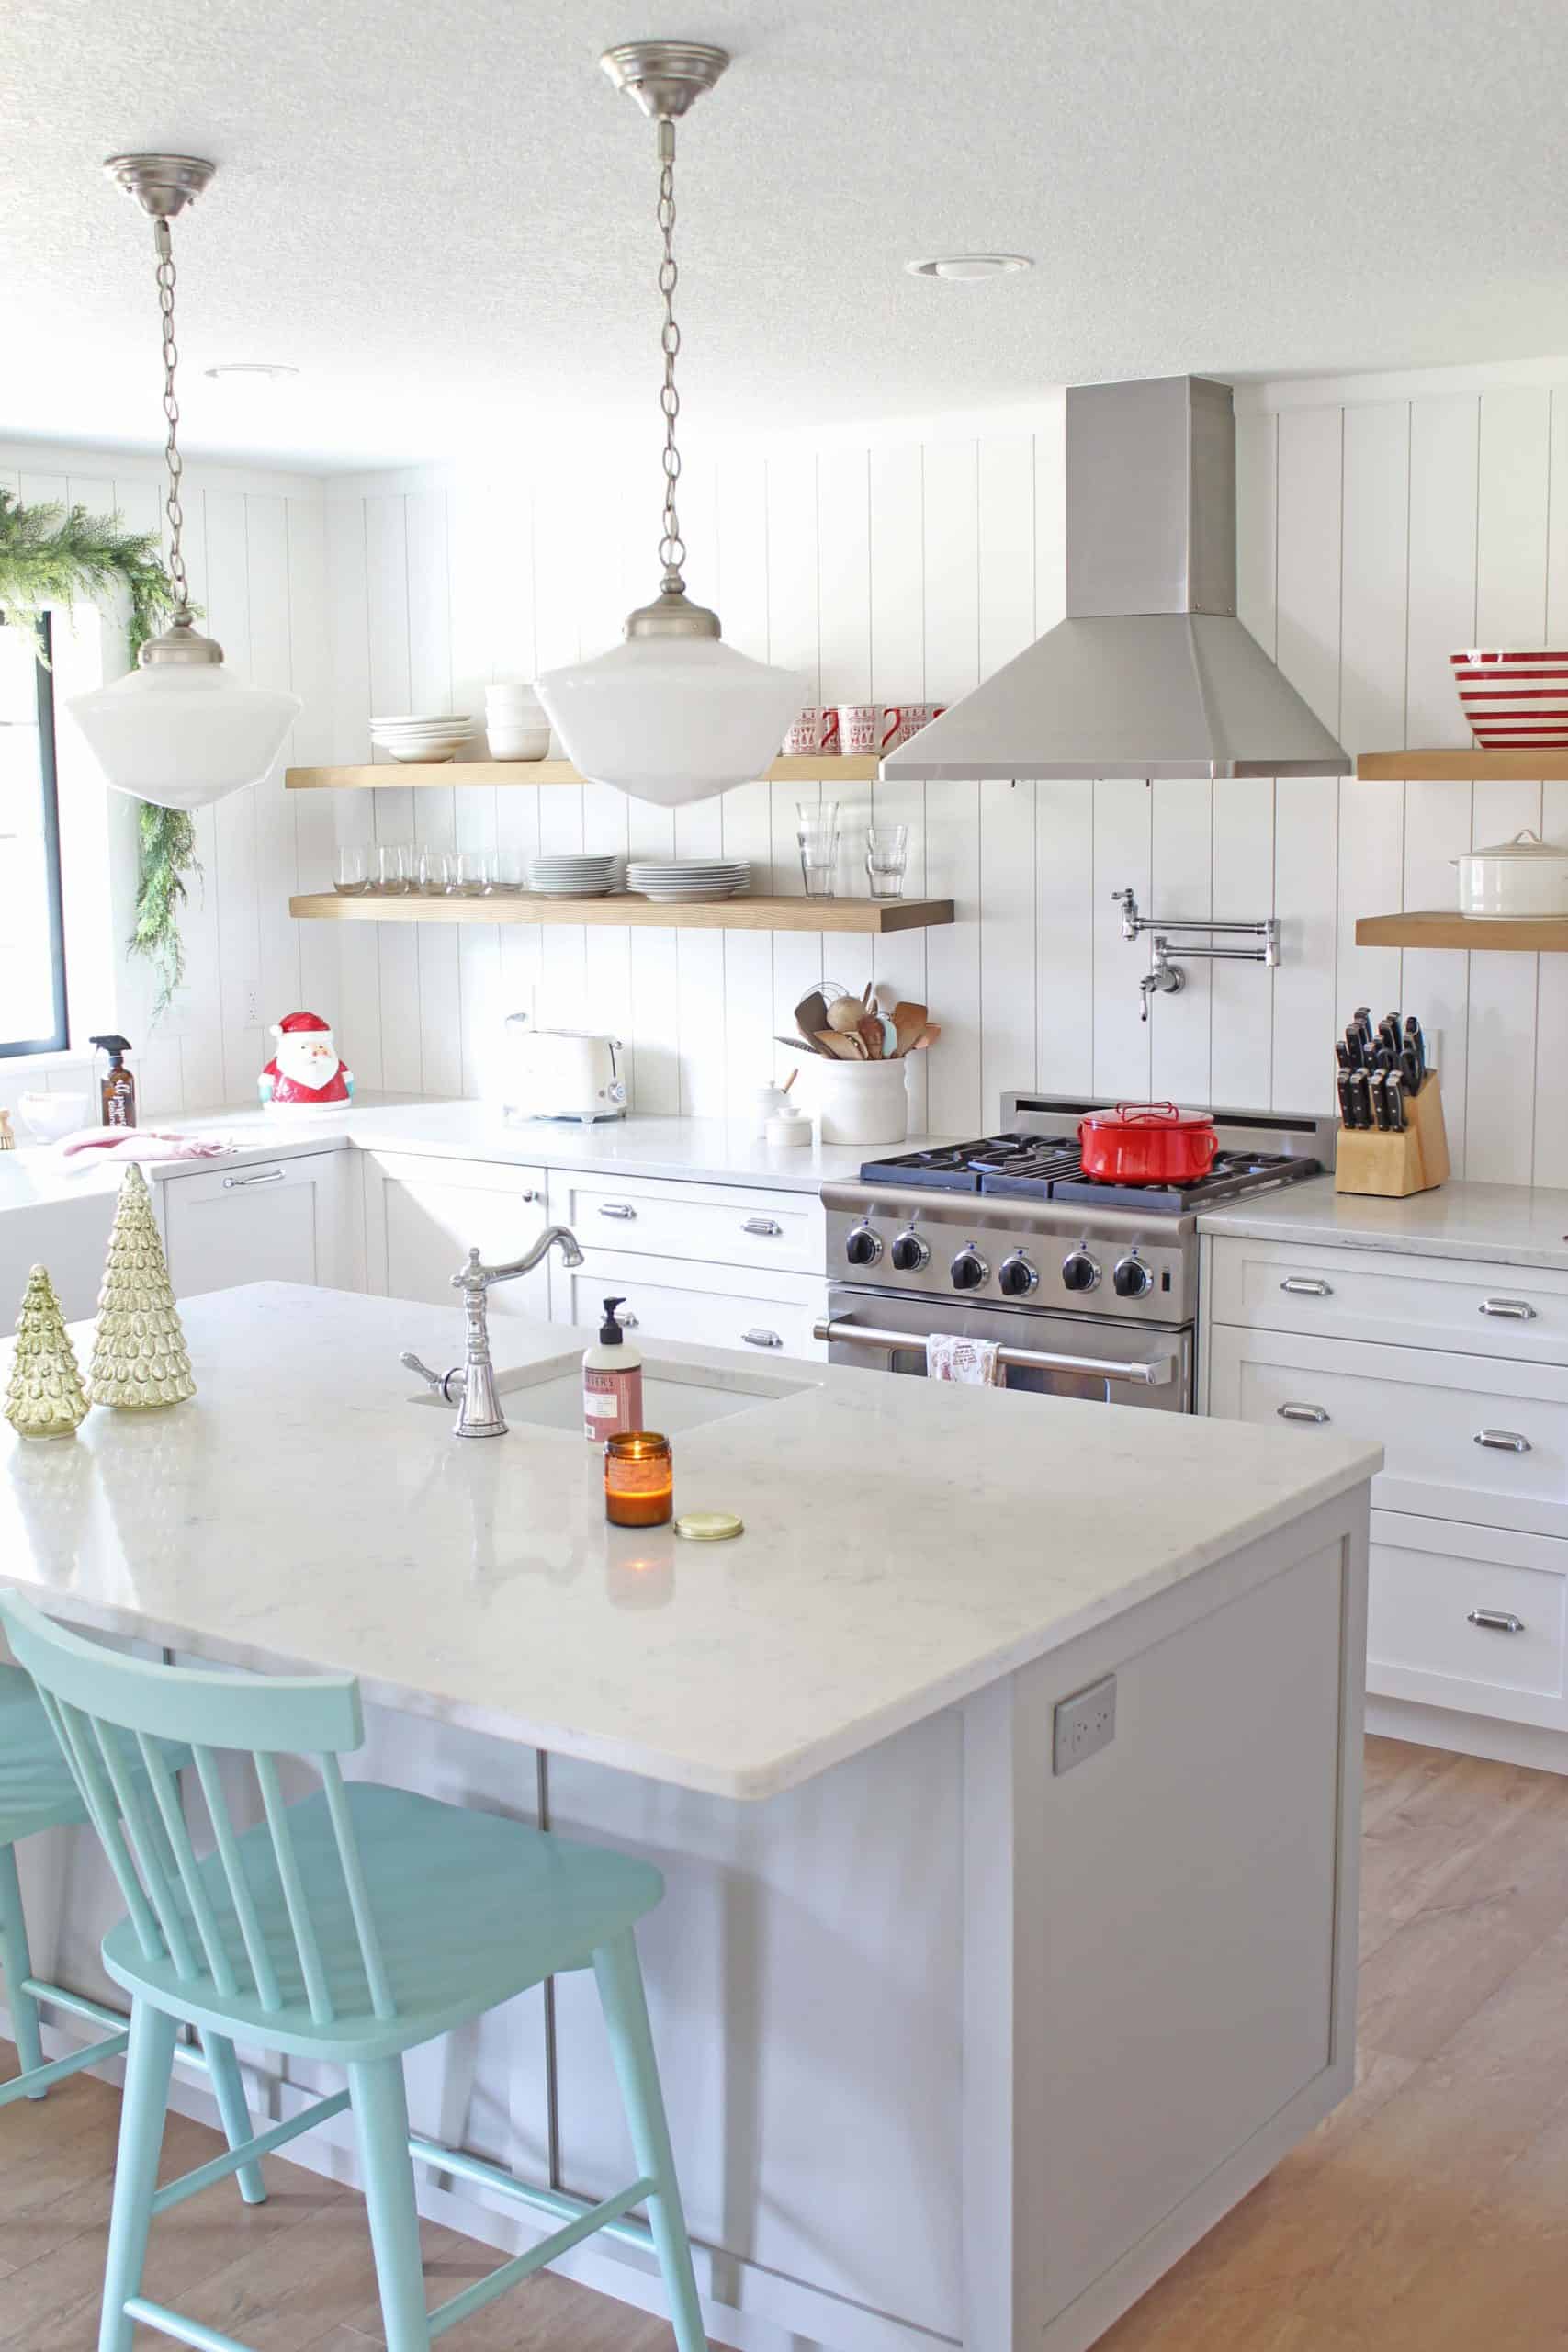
(1205, 1325), (1568, 1539)
(563, 1248), (828, 1362)
(1207, 1236), (1568, 1364)
(1369, 1511), (1568, 1726)
(162, 1150), (354, 1298)
(549, 1170), (824, 1276)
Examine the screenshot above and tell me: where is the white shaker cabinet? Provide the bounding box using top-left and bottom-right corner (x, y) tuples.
(559, 1247), (829, 1361)
(161, 1150), (360, 1300)
(361, 1150), (551, 1317)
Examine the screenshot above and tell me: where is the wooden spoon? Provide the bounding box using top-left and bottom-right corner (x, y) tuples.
(814, 1029), (861, 1059)
(840, 1029), (871, 1060)
(908, 1023), (941, 1051)
(856, 1014), (886, 1059)
(795, 989), (829, 1046)
(890, 1001), (928, 1057)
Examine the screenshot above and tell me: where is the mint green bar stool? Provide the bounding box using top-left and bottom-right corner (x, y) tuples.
(0, 1590), (706, 2352)
(0, 1663), (265, 2202)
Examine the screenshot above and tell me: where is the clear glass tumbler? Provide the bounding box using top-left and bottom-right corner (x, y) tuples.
(865, 823), (909, 900)
(335, 845), (369, 895)
(797, 801), (840, 900)
(377, 842), (412, 894)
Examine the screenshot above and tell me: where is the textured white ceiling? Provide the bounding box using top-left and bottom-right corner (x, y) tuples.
(3, 0), (1568, 470)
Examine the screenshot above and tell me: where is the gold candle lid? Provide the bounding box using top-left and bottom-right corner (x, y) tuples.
(673, 1510), (744, 1544)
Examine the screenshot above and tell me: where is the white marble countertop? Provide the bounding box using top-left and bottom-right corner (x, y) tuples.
(0, 1096), (953, 1212)
(0, 1283), (1379, 1801)
(1200, 1173), (1568, 1271)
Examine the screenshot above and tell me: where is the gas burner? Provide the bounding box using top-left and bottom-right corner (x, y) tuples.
(862, 1134), (1319, 1212)
(1046, 1149), (1318, 1214)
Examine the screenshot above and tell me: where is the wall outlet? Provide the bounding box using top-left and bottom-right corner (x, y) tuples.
(1053, 1673), (1117, 1776)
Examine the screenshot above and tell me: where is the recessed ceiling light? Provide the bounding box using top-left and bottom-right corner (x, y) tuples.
(203, 362), (299, 382)
(905, 254), (1033, 281)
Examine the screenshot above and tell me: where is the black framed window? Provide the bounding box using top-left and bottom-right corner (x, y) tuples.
(0, 612), (69, 1057)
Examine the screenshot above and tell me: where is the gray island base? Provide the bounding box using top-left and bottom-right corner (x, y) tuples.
(0, 1284), (1379, 2352)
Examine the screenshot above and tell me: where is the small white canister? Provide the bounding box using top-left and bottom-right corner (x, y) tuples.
(806, 1057), (909, 1147)
(1453, 829), (1568, 918)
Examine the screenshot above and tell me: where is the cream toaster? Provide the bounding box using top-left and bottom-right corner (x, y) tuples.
(502, 1018), (627, 1123)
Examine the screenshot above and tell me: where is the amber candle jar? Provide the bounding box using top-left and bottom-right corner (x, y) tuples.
(604, 1431), (673, 1528)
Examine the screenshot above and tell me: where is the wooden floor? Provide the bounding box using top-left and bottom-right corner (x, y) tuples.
(5, 1734), (1568, 2350)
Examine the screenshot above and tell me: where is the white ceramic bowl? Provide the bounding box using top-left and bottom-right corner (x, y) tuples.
(1453, 829), (1568, 917)
(485, 684), (543, 709)
(486, 725), (552, 761)
(1450, 650), (1568, 748)
(17, 1091), (91, 1142)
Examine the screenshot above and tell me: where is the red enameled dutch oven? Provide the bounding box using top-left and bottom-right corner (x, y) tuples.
(1078, 1102), (1219, 1186)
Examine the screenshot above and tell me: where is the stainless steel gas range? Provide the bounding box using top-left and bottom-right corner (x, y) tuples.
(818, 1094), (1336, 1412)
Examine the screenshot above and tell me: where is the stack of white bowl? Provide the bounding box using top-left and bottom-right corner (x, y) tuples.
(528, 853), (616, 898)
(485, 683), (551, 761)
(371, 714), (475, 763)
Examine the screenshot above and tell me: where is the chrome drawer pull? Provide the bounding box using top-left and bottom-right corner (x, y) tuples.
(742, 1328), (783, 1349)
(1468, 1609), (1526, 1634)
(598, 1203), (637, 1220)
(1280, 1277), (1333, 1297)
(519, 1189), (543, 1204)
(222, 1168), (286, 1190)
(1474, 1429), (1531, 1454)
(1480, 1297), (1537, 1320)
(742, 1217), (784, 1238)
(1277, 1402), (1330, 1425)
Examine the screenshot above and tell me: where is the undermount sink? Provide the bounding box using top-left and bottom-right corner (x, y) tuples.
(412, 1351), (814, 1435)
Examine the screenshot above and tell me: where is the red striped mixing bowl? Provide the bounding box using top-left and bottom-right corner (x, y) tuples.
(1450, 648), (1568, 748)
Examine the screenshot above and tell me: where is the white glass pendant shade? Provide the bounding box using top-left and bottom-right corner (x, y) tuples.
(68, 662), (301, 812)
(537, 634), (804, 808)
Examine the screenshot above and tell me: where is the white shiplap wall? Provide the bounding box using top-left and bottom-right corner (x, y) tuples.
(0, 445), (333, 1122)
(310, 365), (1567, 1185)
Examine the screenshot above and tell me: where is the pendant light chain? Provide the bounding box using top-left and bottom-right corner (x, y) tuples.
(655, 119), (685, 593)
(152, 218), (190, 616)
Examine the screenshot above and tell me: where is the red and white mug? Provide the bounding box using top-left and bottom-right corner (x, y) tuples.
(880, 701), (946, 752)
(783, 707), (841, 757)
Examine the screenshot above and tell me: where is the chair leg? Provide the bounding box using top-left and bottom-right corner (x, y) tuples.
(593, 1929), (707, 2352)
(0, 1845), (46, 2098)
(348, 2057), (431, 2352)
(201, 2033), (267, 2205)
(98, 2001), (176, 2352)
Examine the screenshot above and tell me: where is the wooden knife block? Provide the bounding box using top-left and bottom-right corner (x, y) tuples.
(1335, 1069), (1450, 1197)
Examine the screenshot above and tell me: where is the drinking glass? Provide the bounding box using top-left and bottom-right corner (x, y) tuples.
(797, 800), (840, 900)
(376, 842), (412, 894)
(446, 850), (484, 897)
(865, 823), (909, 900)
(415, 847), (448, 894)
(484, 848), (525, 893)
(335, 844), (369, 895)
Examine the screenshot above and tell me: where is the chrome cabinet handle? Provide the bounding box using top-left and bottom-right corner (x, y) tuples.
(615, 1309), (639, 1329)
(742, 1217), (784, 1238)
(1280, 1277), (1333, 1297)
(1480, 1298), (1537, 1320)
(598, 1203), (637, 1220)
(1475, 1429), (1532, 1453)
(1468, 1608), (1526, 1634)
(1278, 1402), (1330, 1424)
(742, 1328), (783, 1349)
(519, 1189), (542, 1204)
(222, 1167), (286, 1190)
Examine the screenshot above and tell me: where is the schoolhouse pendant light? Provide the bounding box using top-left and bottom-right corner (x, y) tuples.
(68, 156), (300, 812)
(536, 44), (803, 808)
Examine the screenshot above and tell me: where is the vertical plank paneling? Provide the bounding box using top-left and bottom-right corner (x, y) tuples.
(921, 440), (982, 1136)
(1148, 778), (1212, 1105)
(1091, 779), (1153, 1100)
(447, 479), (501, 1096)
(364, 495), (422, 1094)
(817, 448), (874, 1011)
(405, 489), (461, 1098)
(1336, 401), (1409, 1029)
(203, 491), (267, 1102)
(1035, 782), (1094, 1096)
(766, 449), (824, 1094)
(246, 496), (303, 1053)
(976, 435), (1036, 1123)
(716, 452), (777, 1102)
(868, 443), (928, 1127)
(1271, 407), (1343, 1110)
(325, 492), (383, 1090)
(287, 493), (340, 1027)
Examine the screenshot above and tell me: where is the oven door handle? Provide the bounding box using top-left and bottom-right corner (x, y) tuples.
(812, 1320), (1178, 1386)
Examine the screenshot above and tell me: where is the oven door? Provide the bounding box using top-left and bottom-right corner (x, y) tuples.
(822, 1283), (1193, 1410)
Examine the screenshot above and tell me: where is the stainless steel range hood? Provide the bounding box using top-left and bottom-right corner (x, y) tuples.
(882, 375), (1349, 782)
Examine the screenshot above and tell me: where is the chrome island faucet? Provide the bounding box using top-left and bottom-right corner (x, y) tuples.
(401, 1226), (586, 1438)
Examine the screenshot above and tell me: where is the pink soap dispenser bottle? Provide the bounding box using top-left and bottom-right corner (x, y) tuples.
(582, 1296), (644, 1441)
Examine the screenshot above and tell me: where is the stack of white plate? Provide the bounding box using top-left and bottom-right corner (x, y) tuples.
(485, 683), (551, 762)
(627, 859), (751, 903)
(371, 713), (475, 763)
(528, 854), (617, 898)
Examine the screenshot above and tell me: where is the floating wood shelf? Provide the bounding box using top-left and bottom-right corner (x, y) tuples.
(285, 755), (881, 790)
(290, 891), (953, 936)
(1355, 910), (1568, 952)
(1357, 750), (1568, 782)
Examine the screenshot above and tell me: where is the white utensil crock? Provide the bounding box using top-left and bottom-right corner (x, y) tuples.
(1452, 829), (1568, 918)
(807, 1057), (908, 1146)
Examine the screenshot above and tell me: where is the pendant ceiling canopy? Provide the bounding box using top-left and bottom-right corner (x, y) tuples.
(68, 154), (299, 813)
(536, 42), (803, 808)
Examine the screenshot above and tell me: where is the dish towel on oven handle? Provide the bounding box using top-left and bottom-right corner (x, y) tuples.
(926, 1334), (1002, 1385)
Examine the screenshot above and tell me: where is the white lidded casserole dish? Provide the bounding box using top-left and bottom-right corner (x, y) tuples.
(1452, 829), (1568, 917)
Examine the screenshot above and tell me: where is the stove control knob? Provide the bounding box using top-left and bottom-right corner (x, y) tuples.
(890, 1229), (930, 1272)
(1061, 1250), (1101, 1294)
(1113, 1254), (1154, 1299)
(845, 1224), (884, 1269)
(950, 1248), (989, 1293)
(998, 1252), (1038, 1298)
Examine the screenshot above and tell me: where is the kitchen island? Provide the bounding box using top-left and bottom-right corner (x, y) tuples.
(0, 1283), (1380, 2352)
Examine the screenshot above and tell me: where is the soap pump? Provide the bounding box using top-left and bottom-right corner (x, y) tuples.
(90, 1035), (137, 1129)
(582, 1295), (644, 1442)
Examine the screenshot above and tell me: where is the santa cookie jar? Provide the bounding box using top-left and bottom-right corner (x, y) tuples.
(258, 1012), (355, 1112)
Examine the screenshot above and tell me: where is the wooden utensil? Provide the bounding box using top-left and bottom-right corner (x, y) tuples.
(782, 1068), (797, 1094)
(890, 1001), (928, 1057)
(814, 1029), (861, 1059)
(826, 994), (865, 1034)
(795, 989), (829, 1046)
(840, 1029), (871, 1059)
(856, 1014), (885, 1059)
(775, 1034), (825, 1057)
(908, 1023), (941, 1050)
